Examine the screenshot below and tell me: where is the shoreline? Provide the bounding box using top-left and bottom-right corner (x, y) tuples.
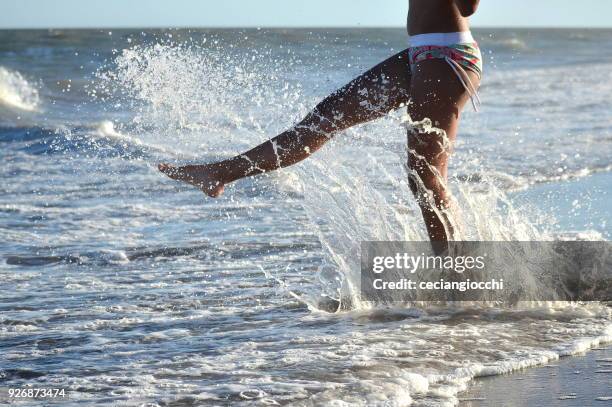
(459, 345), (612, 406)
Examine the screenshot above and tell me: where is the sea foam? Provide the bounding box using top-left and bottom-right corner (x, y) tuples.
(0, 66), (40, 111)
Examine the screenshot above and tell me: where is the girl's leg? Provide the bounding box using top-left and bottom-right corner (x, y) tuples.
(159, 49), (413, 197)
(407, 59), (480, 242)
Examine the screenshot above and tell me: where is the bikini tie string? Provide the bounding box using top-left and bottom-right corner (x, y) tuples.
(444, 56), (482, 112)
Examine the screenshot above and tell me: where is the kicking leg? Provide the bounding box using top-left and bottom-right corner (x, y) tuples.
(407, 59), (480, 242)
(159, 49), (412, 197)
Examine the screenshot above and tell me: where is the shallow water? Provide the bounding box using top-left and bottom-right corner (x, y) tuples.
(1, 28), (611, 406)
(460, 346), (612, 407)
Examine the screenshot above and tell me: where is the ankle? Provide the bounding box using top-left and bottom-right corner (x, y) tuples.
(213, 159), (250, 185)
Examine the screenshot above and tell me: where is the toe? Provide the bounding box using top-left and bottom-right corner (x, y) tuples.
(158, 164), (181, 180)
(208, 184), (225, 198)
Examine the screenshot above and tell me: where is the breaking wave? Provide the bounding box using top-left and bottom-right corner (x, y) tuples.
(0, 66), (40, 111)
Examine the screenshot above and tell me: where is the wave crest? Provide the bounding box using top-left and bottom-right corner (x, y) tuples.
(0, 66), (40, 111)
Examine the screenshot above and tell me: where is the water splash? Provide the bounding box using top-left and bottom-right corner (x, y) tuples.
(95, 38), (605, 312)
(94, 40), (305, 156)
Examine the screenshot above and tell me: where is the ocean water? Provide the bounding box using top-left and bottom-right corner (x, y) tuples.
(0, 28), (611, 406)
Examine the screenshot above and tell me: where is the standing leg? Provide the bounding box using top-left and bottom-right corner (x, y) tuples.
(159, 49), (413, 197)
(407, 59), (480, 242)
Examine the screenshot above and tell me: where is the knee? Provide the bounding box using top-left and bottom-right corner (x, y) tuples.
(292, 101), (339, 143)
(311, 95), (346, 134)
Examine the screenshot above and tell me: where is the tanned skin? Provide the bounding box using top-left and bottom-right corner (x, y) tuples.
(160, 0), (481, 243)
(408, 0), (477, 34)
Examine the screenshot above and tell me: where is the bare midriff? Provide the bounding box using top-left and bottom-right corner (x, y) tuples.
(408, 0), (471, 36)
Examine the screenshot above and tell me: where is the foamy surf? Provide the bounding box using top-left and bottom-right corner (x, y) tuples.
(0, 66), (40, 111)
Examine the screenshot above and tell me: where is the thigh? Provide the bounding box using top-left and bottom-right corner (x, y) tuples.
(407, 59), (480, 177)
(310, 49), (413, 130)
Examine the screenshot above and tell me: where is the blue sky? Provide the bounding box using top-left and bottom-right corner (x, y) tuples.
(1, 0), (611, 29)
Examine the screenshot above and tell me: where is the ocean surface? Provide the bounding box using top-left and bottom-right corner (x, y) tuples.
(1, 28), (611, 406)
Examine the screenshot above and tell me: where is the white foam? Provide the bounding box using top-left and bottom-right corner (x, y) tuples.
(0, 66), (40, 111)
(85, 120), (178, 156)
(99, 249), (130, 264)
(555, 325), (612, 357)
(95, 120), (143, 145)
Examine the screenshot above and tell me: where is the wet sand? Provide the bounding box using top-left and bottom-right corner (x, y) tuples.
(459, 345), (612, 407)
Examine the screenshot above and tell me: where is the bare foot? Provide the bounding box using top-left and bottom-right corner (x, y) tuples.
(158, 163), (225, 197)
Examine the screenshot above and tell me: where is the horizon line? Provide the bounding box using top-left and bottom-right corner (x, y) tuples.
(1, 25), (612, 31)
